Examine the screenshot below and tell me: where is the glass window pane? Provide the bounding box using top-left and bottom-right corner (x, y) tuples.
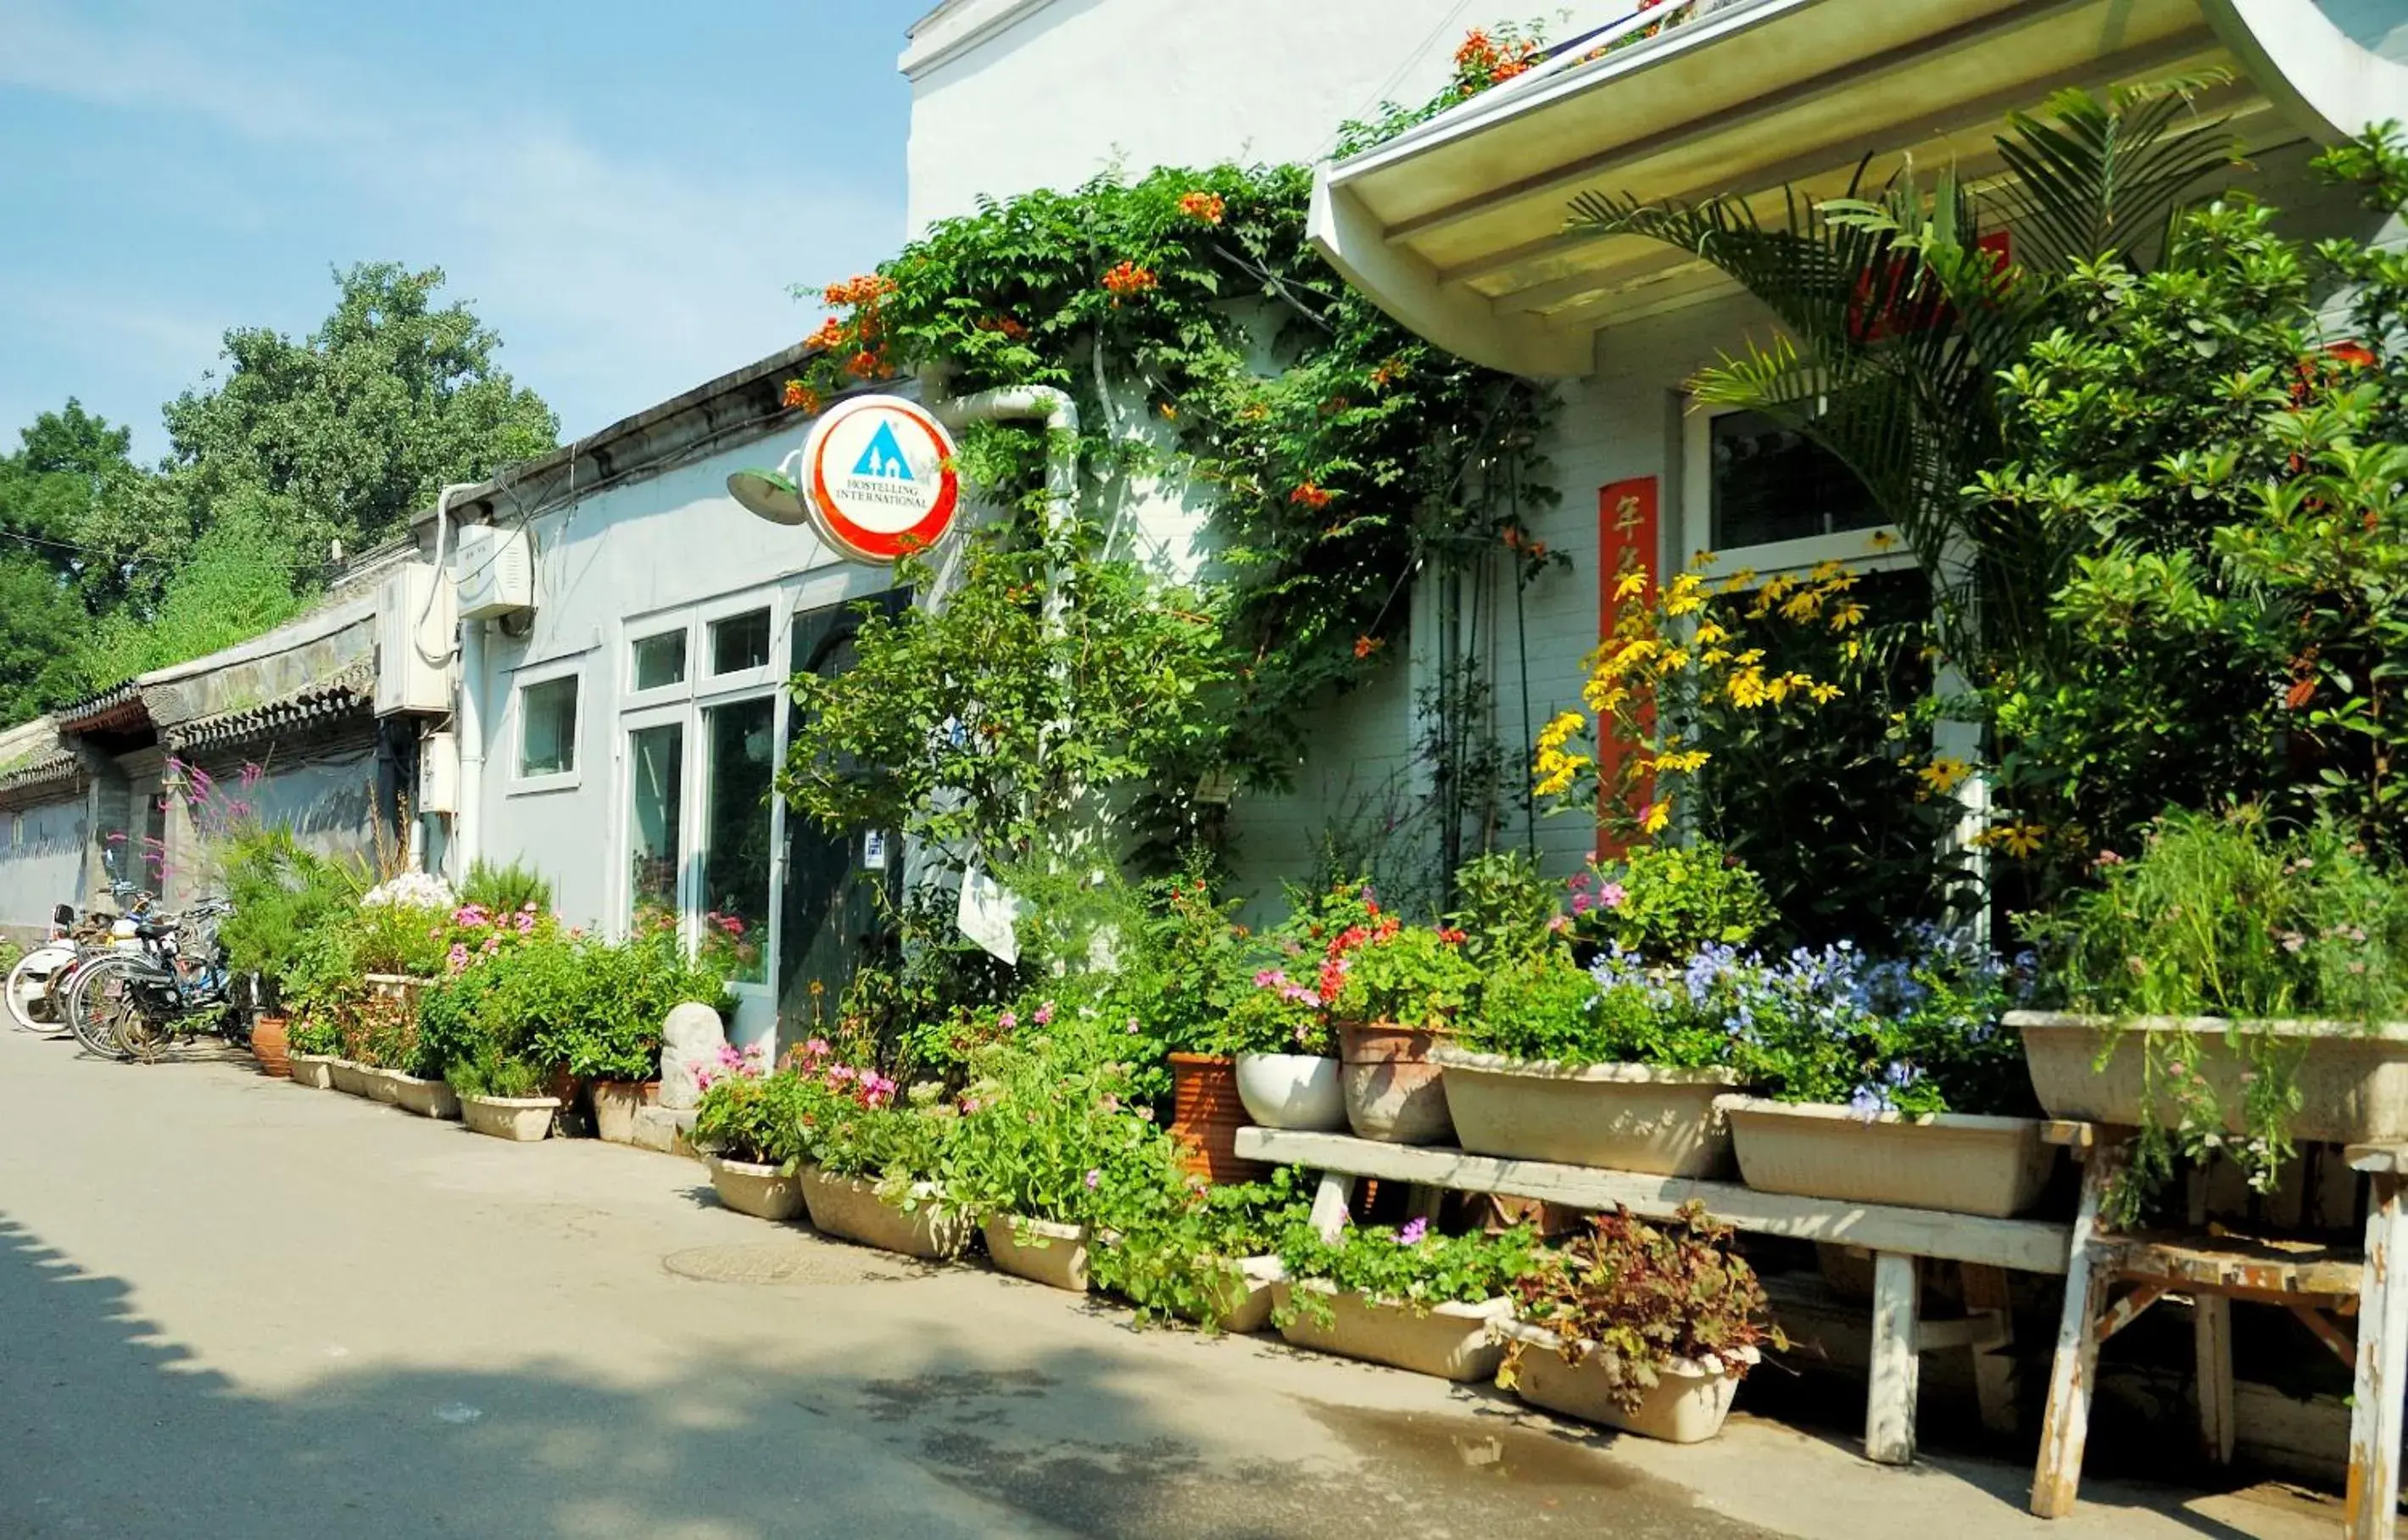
(630, 630), (687, 691)
(1708, 410), (1883, 550)
(627, 723), (683, 934)
(519, 677), (578, 777)
(711, 609), (772, 675)
(701, 695), (775, 984)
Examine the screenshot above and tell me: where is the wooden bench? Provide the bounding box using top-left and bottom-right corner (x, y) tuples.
(1234, 1126), (2073, 1465)
(2031, 1125), (2408, 1537)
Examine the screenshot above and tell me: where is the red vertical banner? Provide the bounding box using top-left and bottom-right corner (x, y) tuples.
(1597, 477), (1660, 858)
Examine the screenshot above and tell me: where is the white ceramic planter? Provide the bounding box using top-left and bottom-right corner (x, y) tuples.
(326, 1059), (376, 1098)
(1234, 1053), (1346, 1131)
(983, 1215), (1091, 1292)
(1430, 1046), (1744, 1177)
(590, 1081), (647, 1145)
(799, 1167), (968, 1260)
(1719, 1096), (2057, 1218)
(1274, 1281), (1512, 1381)
(460, 1094), (559, 1142)
(1502, 1323), (1753, 1443)
(388, 1072), (462, 1121)
(2013, 1011), (2408, 1143)
(709, 1158), (805, 1220)
(288, 1054), (337, 1090)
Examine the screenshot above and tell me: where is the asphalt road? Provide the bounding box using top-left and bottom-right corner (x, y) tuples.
(0, 1026), (2343, 1539)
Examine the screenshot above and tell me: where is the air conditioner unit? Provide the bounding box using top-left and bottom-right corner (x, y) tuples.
(455, 524), (535, 619)
(374, 562), (455, 717)
(417, 729), (460, 815)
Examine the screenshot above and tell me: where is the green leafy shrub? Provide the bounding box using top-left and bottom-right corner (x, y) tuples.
(211, 827), (365, 994)
(691, 1060), (809, 1169)
(1094, 1174), (1310, 1330)
(449, 1045), (546, 1101)
(1445, 851), (1564, 967)
(1574, 844), (1773, 962)
(1327, 925), (1478, 1031)
(460, 858), (552, 918)
(947, 1013), (1192, 1230)
(1502, 1204), (1784, 1409)
(1274, 1218), (1541, 1323)
(2028, 808), (2408, 1211)
(1458, 951), (1602, 1062)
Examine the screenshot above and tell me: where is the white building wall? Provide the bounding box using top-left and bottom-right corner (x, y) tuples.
(465, 425), (899, 1048)
(903, 0), (1473, 232)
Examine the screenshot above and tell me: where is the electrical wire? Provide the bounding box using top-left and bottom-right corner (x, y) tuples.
(1313, 0), (1475, 160)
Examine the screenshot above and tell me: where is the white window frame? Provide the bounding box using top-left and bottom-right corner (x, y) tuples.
(609, 583), (793, 1014)
(623, 620), (694, 705)
(1679, 404), (1912, 581)
(508, 659), (587, 795)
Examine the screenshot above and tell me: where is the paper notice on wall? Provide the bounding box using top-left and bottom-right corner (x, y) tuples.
(862, 830), (889, 871)
(956, 865), (1021, 964)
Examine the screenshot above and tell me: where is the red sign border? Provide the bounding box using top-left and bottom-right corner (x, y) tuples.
(804, 395), (962, 563)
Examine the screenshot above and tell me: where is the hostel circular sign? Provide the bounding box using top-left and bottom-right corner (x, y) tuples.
(800, 394), (962, 564)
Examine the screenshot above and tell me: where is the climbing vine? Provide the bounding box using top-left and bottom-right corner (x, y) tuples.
(782, 161), (1557, 790)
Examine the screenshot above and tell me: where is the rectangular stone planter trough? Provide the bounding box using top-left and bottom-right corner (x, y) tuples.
(387, 1072), (461, 1121)
(1718, 1096), (2058, 1219)
(288, 1054), (337, 1090)
(983, 1215), (1090, 1292)
(1430, 1046), (1743, 1178)
(799, 1168), (968, 1261)
(1502, 1323), (1752, 1443)
(460, 1095), (558, 1142)
(1274, 1281), (1510, 1381)
(2011, 1011), (2408, 1143)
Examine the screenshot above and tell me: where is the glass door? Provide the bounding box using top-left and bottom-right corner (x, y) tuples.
(624, 717), (685, 937)
(778, 591), (906, 1035)
(699, 695), (777, 987)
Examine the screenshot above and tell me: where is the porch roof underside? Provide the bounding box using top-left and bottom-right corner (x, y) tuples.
(1313, 0), (2284, 377)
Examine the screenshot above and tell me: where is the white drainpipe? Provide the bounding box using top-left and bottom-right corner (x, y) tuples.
(422, 484), (478, 876)
(933, 386), (1079, 628)
(456, 616), (487, 879)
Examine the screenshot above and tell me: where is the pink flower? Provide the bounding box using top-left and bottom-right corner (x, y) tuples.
(1101, 1093), (1121, 1113)
(998, 1010), (1018, 1031)
(446, 943), (470, 974)
(1597, 881), (1627, 910)
(828, 1065), (856, 1082)
(1547, 914), (1571, 934)
(1136, 1106), (1154, 1122)
(804, 1037), (831, 1059)
(1034, 1001), (1056, 1026)
(1396, 1218), (1430, 1246)
(481, 935), (502, 954)
(1570, 894), (1594, 915)
(1254, 968), (1285, 989)
(516, 912), (535, 935)
(1084, 1169), (1101, 1190)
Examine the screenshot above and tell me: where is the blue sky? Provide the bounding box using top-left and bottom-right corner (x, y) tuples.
(0, 1), (921, 460)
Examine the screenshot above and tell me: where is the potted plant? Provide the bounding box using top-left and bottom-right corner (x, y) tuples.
(1323, 903), (1479, 1145)
(1500, 1203), (1782, 1443)
(1435, 843), (1775, 1177)
(1439, 946), (1750, 1177)
(449, 1046), (560, 1141)
(794, 1057), (969, 1260)
(690, 1050), (805, 1220)
(287, 1015), (340, 1089)
(578, 922), (727, 1145)
(211, 826), (365, 1078)
(2010, 810), (2408, 1222)
(1714, 929), (2054, 1218)
(1134, 873), (1274, 1184)
(1273, 1218), (1540, 1380)
(950, 1020), (1194, 1292)
(1095, 1175), (1307, 1333)
(1218, 952), (1345, 1132)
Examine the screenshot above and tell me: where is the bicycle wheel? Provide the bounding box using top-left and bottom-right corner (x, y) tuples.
(64, 957), (140, 1062)
(6, 949), (72, 1035)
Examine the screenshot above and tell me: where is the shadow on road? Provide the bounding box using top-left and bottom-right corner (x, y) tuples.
(0, 1209), (1774, 1540)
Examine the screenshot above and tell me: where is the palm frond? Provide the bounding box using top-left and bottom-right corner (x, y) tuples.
(1992, 75), (2241, 276)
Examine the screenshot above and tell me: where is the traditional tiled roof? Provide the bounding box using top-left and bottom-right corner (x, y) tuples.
(0, 746), (82, 801)
(165, 661), (377, 755)
(52, 678), (150, 735)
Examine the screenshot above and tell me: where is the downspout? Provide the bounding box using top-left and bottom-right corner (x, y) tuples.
(457, 617), (486, 879)
(932, 386), (1079, 620)
(421, 484), (477, 874)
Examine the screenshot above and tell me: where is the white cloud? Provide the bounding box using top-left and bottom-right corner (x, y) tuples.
(0, 0), (904, 440)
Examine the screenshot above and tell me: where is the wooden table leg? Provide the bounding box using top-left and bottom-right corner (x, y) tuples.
(1962, 1263), (2018, 1438)
(2346, 1171), (2407, 1537)
(2032, 1139), (2123, 1519)
(2193, 1292), (2235, 1467)
(1308, 1170), (1356, 1242)
(1867, 1252), (1921, 1465)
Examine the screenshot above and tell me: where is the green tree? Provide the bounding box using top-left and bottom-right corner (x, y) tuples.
(156, 261), (558, 562)
(75, 494), (314, 685)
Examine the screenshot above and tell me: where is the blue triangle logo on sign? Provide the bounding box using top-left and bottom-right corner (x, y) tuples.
(850, 421), (916, 482)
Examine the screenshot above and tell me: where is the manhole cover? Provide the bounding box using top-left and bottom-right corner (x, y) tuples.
(662, 1241), (920, 1286)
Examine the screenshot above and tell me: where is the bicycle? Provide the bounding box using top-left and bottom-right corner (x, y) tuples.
(63, 896), (237, 1063)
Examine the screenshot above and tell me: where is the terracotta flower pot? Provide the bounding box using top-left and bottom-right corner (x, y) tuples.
(1335, 1022), (1454, 1145)
(1169, 1052), (1270, 1185)
(248, 1015), (292, 1078)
